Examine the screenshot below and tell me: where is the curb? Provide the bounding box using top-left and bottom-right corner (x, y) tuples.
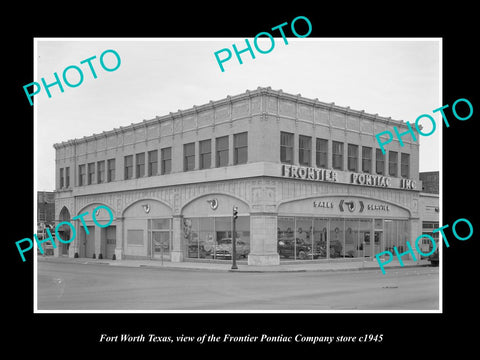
(229, 263), (431, 273)
(137, 264), (230, 273)
(37, 256), (433, 273)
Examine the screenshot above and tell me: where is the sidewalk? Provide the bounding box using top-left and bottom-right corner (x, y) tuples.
(37, 255), (432, 273)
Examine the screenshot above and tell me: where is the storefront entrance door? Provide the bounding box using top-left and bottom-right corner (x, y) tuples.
(105, 226), (116, 259)
(359, 231), (371, 257)
(151, 231), (170, 259)
(81, 226), (95, 258)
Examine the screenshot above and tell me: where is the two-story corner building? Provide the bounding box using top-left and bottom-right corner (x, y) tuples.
(53, 86), (423, 265)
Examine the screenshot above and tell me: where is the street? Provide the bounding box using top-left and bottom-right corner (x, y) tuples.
(37, 262), (439, 311)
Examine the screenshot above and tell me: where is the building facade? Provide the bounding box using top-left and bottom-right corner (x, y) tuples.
(53, 87), (423, 265)
(418, 171), (440, 256)
(37, 191), (56, 255)
(419, 171), (439, 194)
(38, 191), (55, 225)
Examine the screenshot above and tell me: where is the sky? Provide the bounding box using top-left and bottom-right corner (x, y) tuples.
(35, 38), (441, 191)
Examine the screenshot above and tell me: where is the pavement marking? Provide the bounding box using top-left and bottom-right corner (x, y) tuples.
(52, 277), (65, 299)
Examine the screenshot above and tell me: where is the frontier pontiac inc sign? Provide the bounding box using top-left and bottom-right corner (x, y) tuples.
(281, 164), (417, 190)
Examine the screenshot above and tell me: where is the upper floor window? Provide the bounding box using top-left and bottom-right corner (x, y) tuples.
(362, 146), (372, 173)
(78, 164), (86, 186)
(65, 167), (70, 187)
(298, 135), (312, 166)
(107, 159), (115, 182)
(184, 143), (195, 171)
(148, 150), (158, 176)
(87, 163), (95, 185)
(347, 144), (358, 172)
(97, 161), (105, 183)
(216, 136), (229, 167)
(316, 138), (328, 168)
(161, 147), (171, 174)
(234, 132), (248, 165)
(280, 131), (293, 164)
(124, 155), (133, 180)
(401, 153), (410, 178)
(376, 149), (385, 175)
(136, 152), (145, 178)
(332, 141), (344, 170)
(59, 168), (64, 188)
(199, 139), (211, 169)
(389, 151), (398, 177)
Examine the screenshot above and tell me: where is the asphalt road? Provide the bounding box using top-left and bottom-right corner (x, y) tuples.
(37, 262), (439, 311)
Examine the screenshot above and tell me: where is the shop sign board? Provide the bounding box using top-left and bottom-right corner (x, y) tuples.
(279, 196), (408, 218)
(281, 164), (417, 190)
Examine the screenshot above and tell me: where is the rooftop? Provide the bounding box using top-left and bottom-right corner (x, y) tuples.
(53, 86), (409, 149)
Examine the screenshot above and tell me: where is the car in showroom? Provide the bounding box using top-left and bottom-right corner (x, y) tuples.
(278, 238), (315, 260)
(213, 237), (249, 259)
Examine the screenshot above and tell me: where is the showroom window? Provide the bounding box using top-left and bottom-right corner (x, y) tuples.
(184, 216), (250, 260)
(277, 217), (377, 260)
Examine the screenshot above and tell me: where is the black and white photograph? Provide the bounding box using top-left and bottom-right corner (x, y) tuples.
(7, 6), (478, 355)
(34, 37), (441, 312)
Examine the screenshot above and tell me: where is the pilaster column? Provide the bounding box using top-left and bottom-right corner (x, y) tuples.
(228, 134), (234, 166)
(114, 216), (124, 260)
(171, 215), (184, 262)
(409, 217), (421, 262)
(293, 133), (299, 165)
(71, 218), (81, 258)
(94, 225), (102, 259)
(247, 212), (280, 265)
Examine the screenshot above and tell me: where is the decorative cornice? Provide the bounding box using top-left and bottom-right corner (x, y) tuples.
(53, 86), (409, 149)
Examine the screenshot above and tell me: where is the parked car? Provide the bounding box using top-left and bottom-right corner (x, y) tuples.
(429, 249), (439, 266)
(213, 238), (249, 259)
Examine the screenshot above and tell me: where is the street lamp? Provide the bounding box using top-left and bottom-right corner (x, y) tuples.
(231, 206), (238, 270)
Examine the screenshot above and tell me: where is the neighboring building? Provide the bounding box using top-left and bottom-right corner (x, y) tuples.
(420, 171), (439, 194)
(37, 191), (56, 255)
(418, 171), (440, 256)
(53, 87), (424, 265)
(37, 191), (55, 227)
